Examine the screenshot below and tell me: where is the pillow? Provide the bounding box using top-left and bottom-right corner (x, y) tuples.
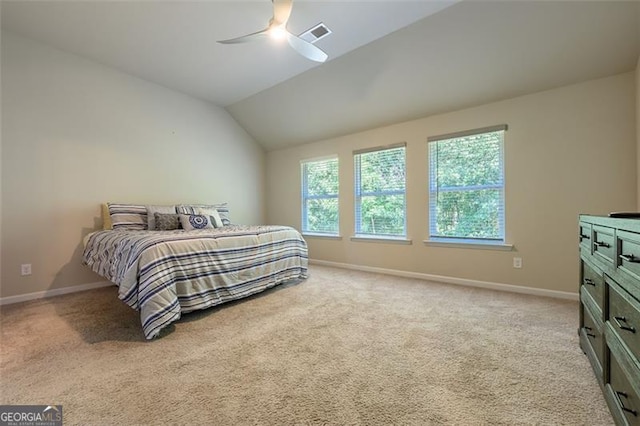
(179, 207), (222, 228)
(176, 203), (231, 226)
(179, 214), (215, 231)
(146, 205), (176, 230)
(102, 204), (113, 230)
(155, 213), (181, 231)
(209, 209), (223, 228)
(108, 203), (148, 230)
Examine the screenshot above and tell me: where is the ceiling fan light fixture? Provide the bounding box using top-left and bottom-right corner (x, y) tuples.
(269, 25), (288, 41)
(217, 0), (328, 63)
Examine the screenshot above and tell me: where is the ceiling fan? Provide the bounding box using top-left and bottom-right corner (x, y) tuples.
(217, 0), (328, 63)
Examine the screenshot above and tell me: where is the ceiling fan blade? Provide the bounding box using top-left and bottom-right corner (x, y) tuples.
(218, 1), (329, 63)
(286, 33), (328, 63)
(272, 0), (293, 26)
(218, 28), (270, 44)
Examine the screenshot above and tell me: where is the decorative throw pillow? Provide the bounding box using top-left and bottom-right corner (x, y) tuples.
(108, 203), (148, 230)
(146, 205), (176, 230)
(179, 214), (215, 230)
(155, 213), (181, 231)
(176, 203), (231, 226)
(184, 208), (222, 228)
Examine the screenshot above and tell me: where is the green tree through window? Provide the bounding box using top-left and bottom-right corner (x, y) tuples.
(354, 145), (406, 237)
(428, 126), (505, 242)
(301, 157), (339, 234)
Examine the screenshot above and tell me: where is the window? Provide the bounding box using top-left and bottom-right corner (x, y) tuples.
(301, 157), (339, 235)
(354, 144), (406, 238)
(428, 125), (506, 244)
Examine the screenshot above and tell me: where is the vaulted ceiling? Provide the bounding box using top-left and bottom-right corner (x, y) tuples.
(2, 1), (639, 150)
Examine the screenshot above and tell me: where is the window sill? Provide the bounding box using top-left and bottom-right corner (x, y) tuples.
(302, 233), (342, 240)
(423, 238), (514, 251)
(351, 236), (412, 245)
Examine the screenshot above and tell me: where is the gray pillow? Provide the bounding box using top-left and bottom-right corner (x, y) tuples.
(155, 213), (181, 230)
(146, 205), (177, 230)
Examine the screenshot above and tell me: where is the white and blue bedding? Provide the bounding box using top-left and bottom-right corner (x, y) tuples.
(83, 225), (308, 339)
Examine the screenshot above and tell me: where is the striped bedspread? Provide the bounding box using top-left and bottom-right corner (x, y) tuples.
(82, 225), (308, 339)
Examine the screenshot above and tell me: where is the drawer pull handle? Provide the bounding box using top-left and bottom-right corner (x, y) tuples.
(613, 316), (636, 333)
(615, 391), (638, 416)
(583, 278), (596, 286)
(580, 234), (590, 240)
(620, 254), (640, 263)
(583, 326), (595, 338)
(594, 241), (610, 248)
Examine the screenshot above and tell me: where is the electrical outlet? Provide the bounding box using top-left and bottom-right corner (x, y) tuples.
(513, 257), (522, 269)
(21, 264), (32, 276)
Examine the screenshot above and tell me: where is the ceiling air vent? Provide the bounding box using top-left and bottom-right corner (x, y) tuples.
(299, 23), (332, 44)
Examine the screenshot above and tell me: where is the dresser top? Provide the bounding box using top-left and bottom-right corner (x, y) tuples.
(580, 214), (640, 233)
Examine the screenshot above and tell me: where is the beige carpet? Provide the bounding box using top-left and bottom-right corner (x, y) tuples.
(1, 265), (613, 425)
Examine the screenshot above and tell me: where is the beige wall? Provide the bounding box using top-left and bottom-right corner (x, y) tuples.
(637, 56), (640, 209)
(267, 72), (637, 294)
(1, 32), (266, 299)
(0, 26), (3, 294)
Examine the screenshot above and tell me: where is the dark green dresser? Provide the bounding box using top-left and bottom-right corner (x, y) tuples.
(580, 215), (640, 425)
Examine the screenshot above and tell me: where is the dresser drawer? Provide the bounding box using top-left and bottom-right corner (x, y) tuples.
(619, 230), (640, 283)
(582, 258), (605, 316)
(608, 277), (640, 359)
(593, 225), (616, 265)
(607, 351), (640, 425)
(581, 302), (605, 373)
(580, 215), (640, 425)
(578, 222), (592, 254)
(580, 221), (593, 253)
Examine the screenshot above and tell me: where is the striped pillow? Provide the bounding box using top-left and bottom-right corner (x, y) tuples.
(108, 203), (148, 230)
(176, 203), (231, 226)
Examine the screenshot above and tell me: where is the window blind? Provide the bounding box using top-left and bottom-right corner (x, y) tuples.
(428, 128), (505, 241)
(301, 157), (339, 234)
(354, 144), (406, 237)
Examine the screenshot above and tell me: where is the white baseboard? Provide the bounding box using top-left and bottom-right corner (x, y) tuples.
(0, 262), (578, 305)
(0, 281), (113, 306)
(309, 259), (579, 301)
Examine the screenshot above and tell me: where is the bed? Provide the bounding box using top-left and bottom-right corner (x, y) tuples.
(82, 203), (308, 339)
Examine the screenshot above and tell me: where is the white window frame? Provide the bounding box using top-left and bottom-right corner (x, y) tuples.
(353, 143), (408, 241)
(426, 125), (511, 250)
(301, 156), (340, 236)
